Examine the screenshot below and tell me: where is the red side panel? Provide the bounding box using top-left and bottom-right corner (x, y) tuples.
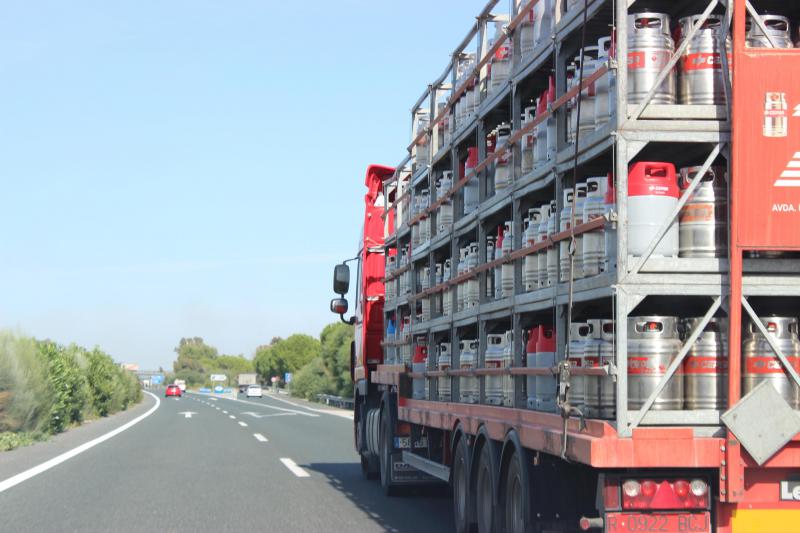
(361, 165), (394, 371)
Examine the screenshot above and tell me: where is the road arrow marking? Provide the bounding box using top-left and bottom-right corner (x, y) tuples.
(241, 411), (295, 419)
(253, 433), (268, 442)
(178, 411), (197, 419)
(280, 458), (310, 478)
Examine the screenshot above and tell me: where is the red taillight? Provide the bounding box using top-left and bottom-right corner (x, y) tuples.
(621, 479), (709, 510)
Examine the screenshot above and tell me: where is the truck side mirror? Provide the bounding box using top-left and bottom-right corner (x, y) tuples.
(330, 298), (349, 315)
(333, 263), (350, 295)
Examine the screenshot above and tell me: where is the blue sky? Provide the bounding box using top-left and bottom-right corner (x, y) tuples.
(0, 1), (488, 369)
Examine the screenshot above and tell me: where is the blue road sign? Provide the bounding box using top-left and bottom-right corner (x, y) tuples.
(151, 375), (164, 385)
(214, 385), (224, 393)
(284, 372), (293, 384)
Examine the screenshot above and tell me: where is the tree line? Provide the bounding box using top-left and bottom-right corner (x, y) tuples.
(0, 333), (142, 451)
(171, 322), (354, 400)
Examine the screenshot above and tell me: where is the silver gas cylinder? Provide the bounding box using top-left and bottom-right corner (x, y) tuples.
(678, 166), (727, 258)
(438, 342), (452, 401)
(577, 46), (600, 139)
(524, 208), (543, 291)
(566, 322), (591, 409)
(443, 259), (453, 316)
(678, 14), (730, 105)
(521, 104), (536, 174)
(465, 242), (480, 308)
(456, 247), (468, 312)
(536, 203), (550, 288)
(546, 200), (559, 286)
(746, 14), (794, 49)
(559, 188), (575, 282)
(485, 332), (512, 406)
(627, 12), (677, 104)
(594, 36), (615, 128)
(582, 176), (608, 277)
(486, 235), (496, 300)
(495, 122), (513, 191)
(459, 339), (479, 404)
(743, 317), (800, 409)
(494, 227), (504, 300)
(628, 316), (684, 411)
(516, 0), (535, 56)
(597, 320), (616, 418)
(683, 317), (728, 410)
(533, 0), (554, 48)
(501, 221), (515, 297)
(489, 22), (512, 94)
(582, 319), (604, 418)
(437, 172), (454, 233)
(420, 266), (431, 321)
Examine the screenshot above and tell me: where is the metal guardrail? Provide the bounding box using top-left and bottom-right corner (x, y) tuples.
(315, 394), (355, 410)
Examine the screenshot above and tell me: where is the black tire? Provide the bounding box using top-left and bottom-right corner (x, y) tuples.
(452, 436), (474, 533)
(502, 448), (533, 533)
(475, 443), (498, 533)
(379, 411), (399, 496)
(361, 453), (380, 480)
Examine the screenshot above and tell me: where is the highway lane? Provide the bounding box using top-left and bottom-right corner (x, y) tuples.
(0, 390), (453, 533)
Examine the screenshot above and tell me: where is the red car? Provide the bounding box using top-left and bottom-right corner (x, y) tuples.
(165, 384), (182, 397)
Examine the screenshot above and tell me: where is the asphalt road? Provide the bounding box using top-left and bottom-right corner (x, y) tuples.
(0, 390), (452, 533)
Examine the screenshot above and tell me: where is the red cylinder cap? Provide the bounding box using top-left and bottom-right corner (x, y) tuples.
(466, 146), (479, 169)
(628, 162), (678, 198)
(496, 225), (504, 248)
(535, 325), (556, 352)
(413, 345), (428, 363)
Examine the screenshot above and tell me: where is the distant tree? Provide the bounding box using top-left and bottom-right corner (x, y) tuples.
(319, 323), (354, 396)
(254, 334), (321, 384)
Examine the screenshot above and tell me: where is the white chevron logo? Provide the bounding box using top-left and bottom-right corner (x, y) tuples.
(774, 152), (800, 187)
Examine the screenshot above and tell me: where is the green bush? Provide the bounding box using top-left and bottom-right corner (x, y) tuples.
(290, 357), (335, 400)
(0, 333), (52, 433)
(39, 341), (90, 433)
(0, 431), (40, 452)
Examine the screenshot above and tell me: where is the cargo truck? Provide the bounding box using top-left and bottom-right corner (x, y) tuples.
(330, 1), (800, 532)
(238, 372), (258, 393)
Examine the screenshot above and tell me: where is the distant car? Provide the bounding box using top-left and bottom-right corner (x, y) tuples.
(246, 384), (263, 398)
(165, 384), (182, 397)
(174, 380), (187, 394)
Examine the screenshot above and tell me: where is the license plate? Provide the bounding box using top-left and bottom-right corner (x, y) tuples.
(606, 512), (710, 533)
(394, 436), (428, 449)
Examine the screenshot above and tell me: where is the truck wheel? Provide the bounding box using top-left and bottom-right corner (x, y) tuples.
(361, 453), (379, 480)
(452, 436), (474, 533)
(502, 449), (532, 533)
(475, 443), (499, 533)
(379, 412), (399, 496)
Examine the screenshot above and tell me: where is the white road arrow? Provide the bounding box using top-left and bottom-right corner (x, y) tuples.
(178, 411), (197, 419)
(794, 104), (800, 117)
(241, 411), (295, 419)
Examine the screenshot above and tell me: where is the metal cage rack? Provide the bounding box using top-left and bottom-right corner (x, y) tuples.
(379, 0), (800, 443)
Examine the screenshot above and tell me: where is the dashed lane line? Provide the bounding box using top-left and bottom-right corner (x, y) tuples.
(280, 458), (309, 478)
(253, 433), (268, 442)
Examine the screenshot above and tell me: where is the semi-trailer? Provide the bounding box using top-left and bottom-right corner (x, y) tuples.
(330, 1), (800, 531)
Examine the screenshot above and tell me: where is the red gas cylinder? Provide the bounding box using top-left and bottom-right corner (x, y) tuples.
(412, 341), (429, 400)
(534, 325), (557, 412)
(525, 327), (540, 408)
(464, 147), (480, 214)
(627, 162), (679, 257)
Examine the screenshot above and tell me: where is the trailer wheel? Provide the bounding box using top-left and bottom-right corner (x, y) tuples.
(475, 442), (499, 533)
(452, 436), (474, 533)
(379, 409), (399, 496)
(502, 449), (532, 533)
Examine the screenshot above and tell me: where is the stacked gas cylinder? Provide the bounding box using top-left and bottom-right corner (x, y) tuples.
(453, 54), (478, 133)
(516, 0), (554, 57)
(454, 242), (481, 313)
(410, 189), (431, 249)
(485, 330), (515, 406)
(566, 37), (615, 144)
(488, 21), (512, 96)
(486, 122), (513, 192)
(520, 76), (557, 175)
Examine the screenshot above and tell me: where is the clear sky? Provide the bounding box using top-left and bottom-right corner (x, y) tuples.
(0, 1), (489, 369)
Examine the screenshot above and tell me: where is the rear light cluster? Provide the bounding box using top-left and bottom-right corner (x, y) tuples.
(621, 479), (709, 510)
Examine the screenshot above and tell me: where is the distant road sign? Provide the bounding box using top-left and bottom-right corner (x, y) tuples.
(214, 385), (224, 393)
(150, 375), (164, 385)
(284, 373), (293, 384)
(210, 374), (227, 382)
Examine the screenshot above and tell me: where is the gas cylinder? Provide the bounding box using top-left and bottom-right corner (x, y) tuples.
(678, 14), (730, 105)
(536, 203), (550, 288)
(466, 242), (480, 308)
(438, 342), (452, 401)
(460, 339), (479, 404)
(526, 327), (539, 408)
(420, 266), (431, 320)
(464, 147), (480, 214)
(517, 0), (535, 55)
(495, 122), (513, 191)
(559, 188), (575, 282)
(521, 104), (536, 174)
(546, 200), (559, 286)
(683, 317), (728, 410)
(494, 226), (504, 300)
(534, 90), (549, 164)
(456, 247), (468, 312)
(401, 316), (412, 364)
(413, 113), (430, 170)
(746, 14), (794, 49)
(577, 46), (600, 139)
(435, 263), (443, 315)
(627, 12), (677, 105)
(385, 319), (397, 364)
(573, 183), (587, 278)
(489, 23), (512, 94)
(443, 259), (453, 316)
(545, 76), (557, 162)
(534, 325), (557, 411)
(678, 166), (727, 258)
(437, 172), (454, 233)
(582, 176), (608, 277)
(582, 319), (603, 418)
(588, 319), (616, 418)
(386, 256), (396, 301)
(412, 340), (428, 400)
(501, 330), (514, 406)
(567, 322), (590, 409)
(485, 333), (507, 406)
(486, 128), (497, 187)
(486, 235), (496, 300)
(524, 208), (542, 291)
(501, 221), (515, 297)
(594, 36), (615, 128)
(628, 162), (679, 257)
(566, 63), (578, 144)
(534, 0), (554, 48)
(604, 173), (617, 273)
(418, 189), (430, 246)
(743, 317), (800, 409)
(628, 316), (684, 411)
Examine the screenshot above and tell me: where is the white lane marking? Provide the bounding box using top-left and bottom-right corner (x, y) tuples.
(213, 396), (319, 418)
(241, 411), (294, 419)
(178, 411), (197, 419)
(229, 415), (236, 419)
(222, 411), (228, 414)
(216, 407), (220, 410)
(253, 433), (268, 442)
(0, 391), (161, 494)
(238, 421), (248, 427)
(261, 393), (353, 420)
(280, 458), (310, 478)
